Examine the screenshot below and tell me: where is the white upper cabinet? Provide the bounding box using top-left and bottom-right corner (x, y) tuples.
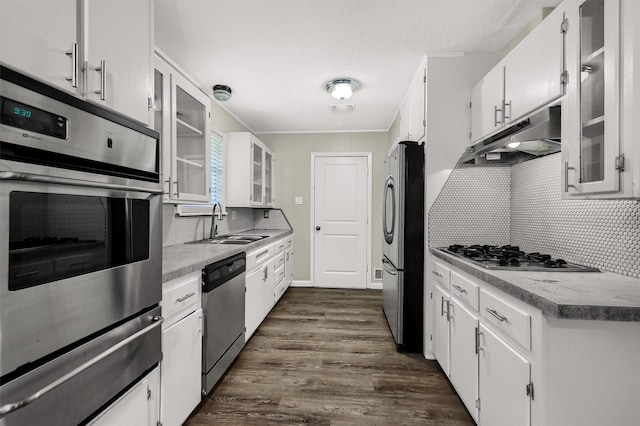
(0, 0), (153, 125)
(503, 5), (566, 124)
(562, 0), (640, 199)
(0, 0), (79, 95)
(398, 58), (426, 142)
(155, 53), (212, 204)
(83, 0), (153, 124)
(470, 65), (505, 142)
(225, 132), (275, 208)
(471, 6), (567, 143)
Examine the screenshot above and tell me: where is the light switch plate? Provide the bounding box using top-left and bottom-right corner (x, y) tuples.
(295, 196), (303, 205)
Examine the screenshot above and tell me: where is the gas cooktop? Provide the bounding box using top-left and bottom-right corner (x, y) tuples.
(439, 244), (600, 272)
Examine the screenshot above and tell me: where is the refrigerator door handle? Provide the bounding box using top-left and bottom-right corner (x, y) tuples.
(383, 176), (395, 244)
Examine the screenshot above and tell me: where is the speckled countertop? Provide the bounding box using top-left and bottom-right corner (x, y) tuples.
(431, 248), (640, 321)
(162, 229), (292, 283)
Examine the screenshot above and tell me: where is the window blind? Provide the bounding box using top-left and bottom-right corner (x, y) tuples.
(210, 134), (224, 205)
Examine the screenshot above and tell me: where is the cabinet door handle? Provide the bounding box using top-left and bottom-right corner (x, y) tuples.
(452, 284), (467, 294)
(503, 100), (511, 123)
(564, 162), (576, 192)
(173, 181), (180, 198)
(485, 308), (507, 322)
(431, 270), (442, 278)
(65, 42), (78, 88)
(441, 297), (450, 321)
(94, 60), (106, 100)
(494, 105), (503, 126)
(475, 328), (483, 354)
(177, 292), (195, 303)
(263, 266), (268, 281)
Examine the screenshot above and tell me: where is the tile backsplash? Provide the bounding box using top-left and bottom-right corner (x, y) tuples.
(428, 164), (511, 248)
(511, 154), (640, 278)
(429, 153), (640, 278)
(162, 206), (292, 247)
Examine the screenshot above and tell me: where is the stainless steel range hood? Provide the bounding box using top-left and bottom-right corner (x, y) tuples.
(460, 105), (561, 165)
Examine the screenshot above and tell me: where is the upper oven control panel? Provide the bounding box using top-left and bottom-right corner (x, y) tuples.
(1, 96), (68, 139)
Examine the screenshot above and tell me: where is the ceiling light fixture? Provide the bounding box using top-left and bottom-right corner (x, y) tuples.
(213, 84), (232, 101)
(326, 78), (360, 100)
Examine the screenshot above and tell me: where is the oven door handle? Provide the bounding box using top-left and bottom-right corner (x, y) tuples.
(0, 172), (163, 195)
(0, 316), (164, 418)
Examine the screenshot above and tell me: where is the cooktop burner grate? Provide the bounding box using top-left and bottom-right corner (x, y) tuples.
(440, 244), (600, 272)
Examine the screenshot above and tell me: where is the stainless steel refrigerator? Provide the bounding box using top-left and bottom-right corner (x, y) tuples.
(382, 141), (424, 353)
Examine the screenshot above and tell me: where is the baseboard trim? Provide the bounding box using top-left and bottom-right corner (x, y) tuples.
(291, 280), (312, 287)
(368, 282), (382, 290)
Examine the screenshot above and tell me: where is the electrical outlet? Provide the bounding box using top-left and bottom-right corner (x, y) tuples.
(231, 210), (237, 221)
(374, 268), (382, 280)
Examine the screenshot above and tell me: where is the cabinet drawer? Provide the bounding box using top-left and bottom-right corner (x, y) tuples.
(285, 236), (293, 249)
(480, 290), (531, 350)
(274, 265), (285, 285)
(431, 261), (451, 290)
(163, 273), (200, 327)
(275, 280), (287, 302)
(450, 271), (479, 311)
(274, 238), (286, 254)
(274, 252), (285, 270)
(246, 244), (275, 271)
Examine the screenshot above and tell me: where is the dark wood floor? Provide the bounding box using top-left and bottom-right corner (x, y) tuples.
(186, 288), (474, 425)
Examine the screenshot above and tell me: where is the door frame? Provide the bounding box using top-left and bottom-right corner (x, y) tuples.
(310, 152), (372, 289)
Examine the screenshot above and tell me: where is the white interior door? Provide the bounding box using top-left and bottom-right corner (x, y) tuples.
(313, 155), (368, 289)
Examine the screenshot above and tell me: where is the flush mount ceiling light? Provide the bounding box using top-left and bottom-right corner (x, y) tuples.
(213, 84), (232, 101)
(326, 78), (360, 100)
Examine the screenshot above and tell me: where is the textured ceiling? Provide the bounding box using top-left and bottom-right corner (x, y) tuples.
(155, 0), (561, 134)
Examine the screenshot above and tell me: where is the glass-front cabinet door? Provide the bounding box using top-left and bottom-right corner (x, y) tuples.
(562, 0), (620, 197)
(154, 54), (211, 204)
(264, 151), (273, 205)
(251, 141), (264, 206)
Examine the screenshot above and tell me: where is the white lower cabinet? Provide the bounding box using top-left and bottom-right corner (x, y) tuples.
(89, 367), (159, 426)
(478, 324), (531, 426)
(245, 243), (275, 340)
(449, 298), (479, 422)
(245, 265), (264, 339)
(432, 255), (640, 425)
(432, 284), (450, 375)
(161, 309), (203, 426)
(160, 272), (203, 426)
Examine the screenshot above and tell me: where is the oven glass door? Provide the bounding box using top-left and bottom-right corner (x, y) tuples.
(9, 191), (149, 290)
(0, 180), (161, 379)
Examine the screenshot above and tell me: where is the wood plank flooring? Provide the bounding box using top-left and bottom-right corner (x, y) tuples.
(186, 288), (474, 425)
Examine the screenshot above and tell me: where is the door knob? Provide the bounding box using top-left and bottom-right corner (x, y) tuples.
(315, 226), (321, 231)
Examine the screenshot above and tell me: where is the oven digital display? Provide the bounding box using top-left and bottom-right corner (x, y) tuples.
(0, 96), (67, 139)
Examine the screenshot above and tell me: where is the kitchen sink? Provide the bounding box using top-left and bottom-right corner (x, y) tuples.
(191, 234), (269, 245)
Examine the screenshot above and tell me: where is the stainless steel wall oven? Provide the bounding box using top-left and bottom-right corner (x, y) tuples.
(0, 66), (163, 425)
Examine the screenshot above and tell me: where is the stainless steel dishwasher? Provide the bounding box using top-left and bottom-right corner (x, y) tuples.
(202, 251), (246, 395)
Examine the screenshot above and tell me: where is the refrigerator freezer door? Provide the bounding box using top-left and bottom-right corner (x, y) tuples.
(382, 257), (403, 345)
(382, 145), (404, 269)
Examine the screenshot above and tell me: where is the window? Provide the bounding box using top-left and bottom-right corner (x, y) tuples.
(176, 129), (225, 216)
(210, 133), (224, 205)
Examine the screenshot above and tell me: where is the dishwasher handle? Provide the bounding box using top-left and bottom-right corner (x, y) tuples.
(202, 252), (246, 293)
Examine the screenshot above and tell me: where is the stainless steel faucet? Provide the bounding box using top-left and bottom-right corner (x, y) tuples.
(209, 202), (222, 239)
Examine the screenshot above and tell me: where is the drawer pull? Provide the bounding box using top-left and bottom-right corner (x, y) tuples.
(452, 284), (467, 294)
(176, 292), (195, 303)
(485, 308), (507, 322)
(255, 250), (270, 262)
(431, 270), (443, 278)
